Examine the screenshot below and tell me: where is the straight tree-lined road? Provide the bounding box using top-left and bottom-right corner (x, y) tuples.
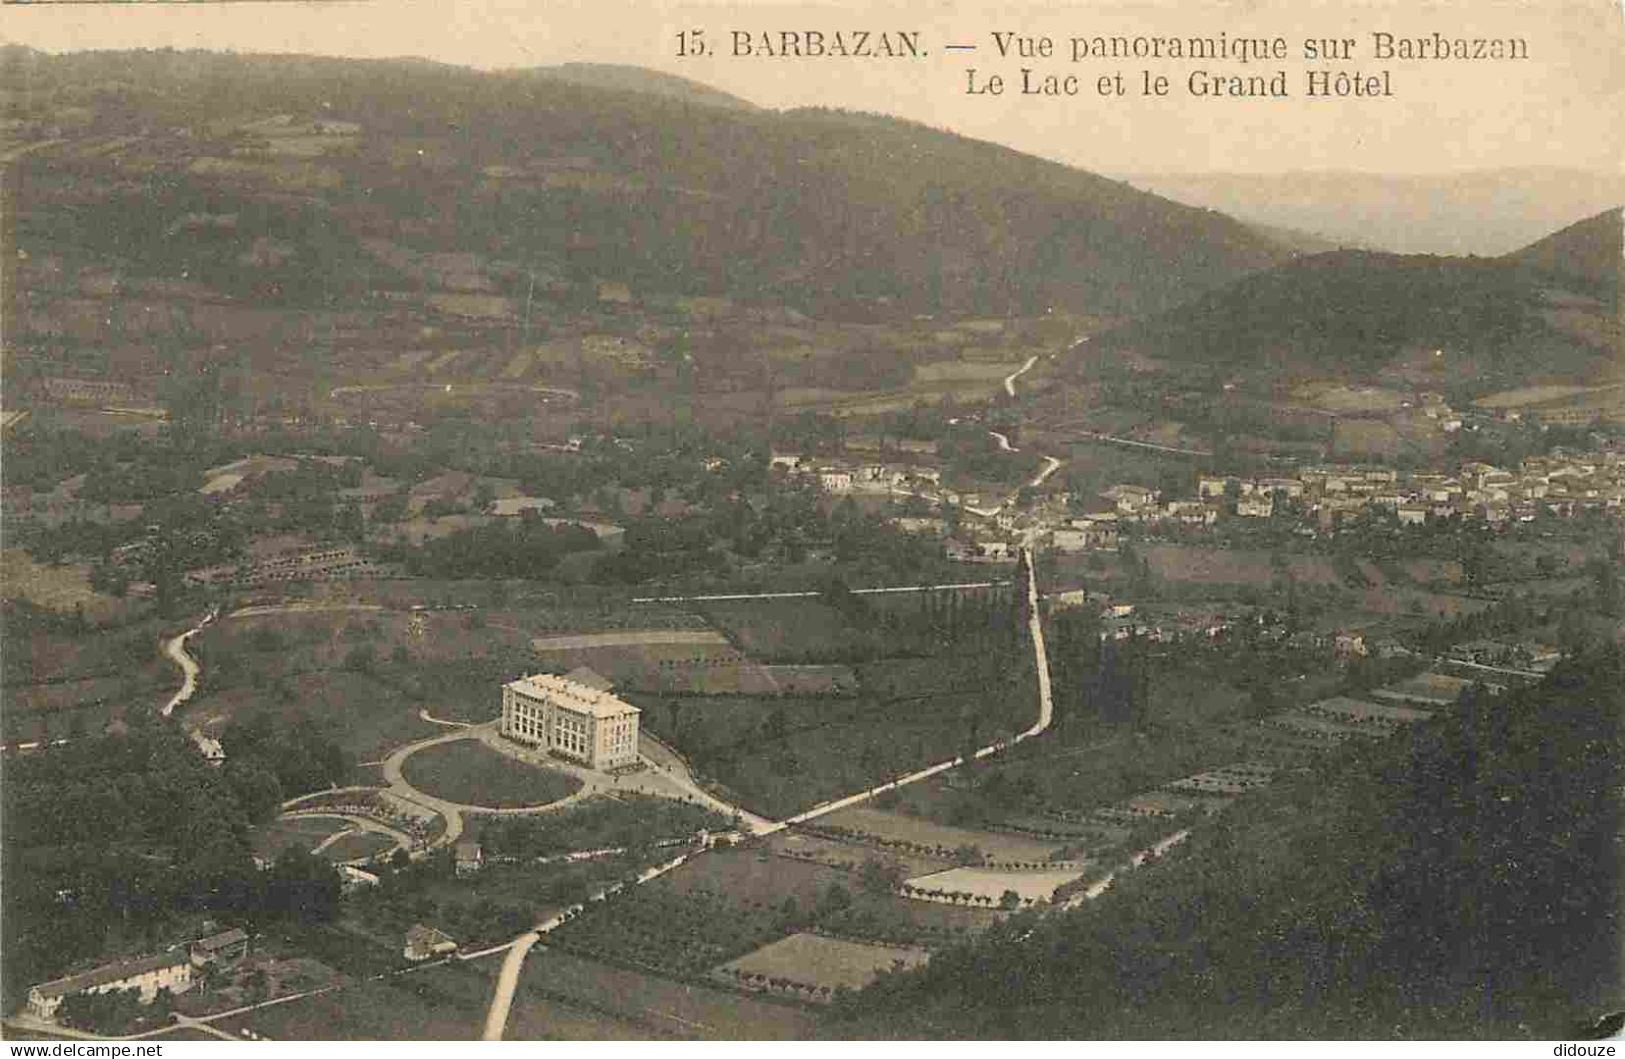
(631, 581), (1009, 604)
(482, 328), (1072, 1037)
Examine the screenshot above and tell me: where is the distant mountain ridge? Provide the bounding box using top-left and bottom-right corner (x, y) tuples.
(1507, 206), (1623, 300)
(2, 48), (1288, 320)
(519, 63), (758, 110)
(1116, 168), (1625, 257)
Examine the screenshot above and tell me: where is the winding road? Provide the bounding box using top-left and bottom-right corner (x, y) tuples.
(479, 544), (1057, 1038)
(1003, 355), (1038, 398)
(160, 623), (206, 718)
(479, 849), (694, 1040)
(154, 334), (1073, 1040)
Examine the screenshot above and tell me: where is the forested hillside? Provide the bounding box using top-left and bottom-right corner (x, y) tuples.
(837, 646), (1623, 1039)
(1084, 226), (1620, 388)
(3, 47), (1286, 321)
(1, 717), (348, 1008)
(1508, 206), (1623, 302)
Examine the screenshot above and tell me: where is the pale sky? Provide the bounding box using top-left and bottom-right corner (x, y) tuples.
(4, 0), (1622, 176)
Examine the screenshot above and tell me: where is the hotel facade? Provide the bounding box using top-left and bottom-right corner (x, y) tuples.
(500, 672), (641, 770)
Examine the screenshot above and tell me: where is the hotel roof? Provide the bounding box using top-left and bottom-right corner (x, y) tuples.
(508, 672), (640, 719)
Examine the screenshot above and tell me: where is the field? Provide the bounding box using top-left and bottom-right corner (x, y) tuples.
(249, 816), (353, 861)
(770, 829), (946, 880)
(2, 612), (177, 743)
(400, 739), (583, 808)
(815, 806), (1061, 863)
(185, 606), (562, 758)
(884, 720), (1258, 839)
(1345, 585), (1489, 619)
(702, 600), (869, 662)
(190, 669), (444, 765)
(1294, 384), (1407, 414)
(1394, 557), (1465, 585)
(637, 681), (1031, 820)
(546, 877), (788, 977)
(319, 830), (400, 862)
(903, 865), (1084, 904)
(628, 610), (1038, 819)
(553, 842), (996, 965)
(1472, 383), (1599, 409)
(1331, 418), (1404, 457)
(0, 548), (118, 615)
(1140, 544), (1339, 587)
(912, 359), (1023, 385)
(720, 932), (929, 993)
(210, 606), (537, 671)
(474, 794), (731, 859)
(1375, 671), (1472, 705)
(702, 599), (947, 663)
(213, 960), (496, 1040)
(531, 629), (729, 650)
(530, 638), (755, 694)
(661, 844), (846, 908)
(511, 947), (817, 1040)
(755, 665), (857, 695)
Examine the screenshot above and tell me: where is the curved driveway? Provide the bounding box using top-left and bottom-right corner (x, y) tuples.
(380, 725), (618, 849)
(481, 544), (1059, 1037)
(283, 811), (414, 861)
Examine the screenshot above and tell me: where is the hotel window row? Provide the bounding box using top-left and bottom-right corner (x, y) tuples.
(500, 673), (641, 771)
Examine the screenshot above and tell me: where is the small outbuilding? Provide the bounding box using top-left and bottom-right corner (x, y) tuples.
(189, 927), (249, 967)
(403, 924), (457, 962)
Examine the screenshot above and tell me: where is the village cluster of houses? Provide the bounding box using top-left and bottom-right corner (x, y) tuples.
(849, 445), (1625, 564)
(1196, 452), (1625, 527)
(1111, 452), (1625, 534)
(1061, 453), (1625, 536)
(777, 440), (1625, 573)
(769, 452), (948, 502)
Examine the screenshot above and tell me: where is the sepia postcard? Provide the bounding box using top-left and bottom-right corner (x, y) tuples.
(0, 0), (1621, 1045)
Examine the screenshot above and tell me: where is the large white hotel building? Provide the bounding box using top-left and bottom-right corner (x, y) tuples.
(500, 672), (641, 771)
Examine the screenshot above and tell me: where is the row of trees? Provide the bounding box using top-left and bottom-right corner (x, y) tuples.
(835, 644), (1625, 1038)
(478, 795), (730, 861)
(375, 515), (600, 580)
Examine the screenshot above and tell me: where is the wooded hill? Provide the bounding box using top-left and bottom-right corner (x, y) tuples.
(834, 644), (1623, 1039)
(1082, 207), (1621, 390)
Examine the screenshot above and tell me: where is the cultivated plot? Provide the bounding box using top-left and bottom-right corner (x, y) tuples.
(721, 932), (929, 993)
